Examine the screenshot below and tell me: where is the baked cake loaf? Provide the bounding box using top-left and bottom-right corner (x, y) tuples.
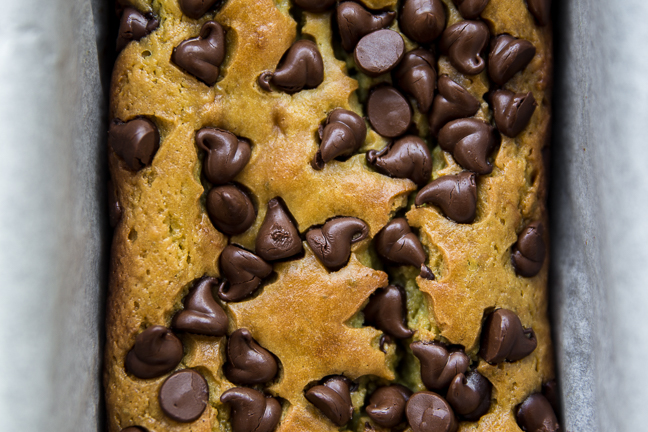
(105, 0), (558, 431)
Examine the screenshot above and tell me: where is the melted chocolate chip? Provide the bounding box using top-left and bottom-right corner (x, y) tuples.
(452, 0), (490, 19)
(512, 221), (545, 277)
(406, 391), (458, 432)
(218, 245), (273, 302)
(159, 369), (209, 423)
(366, 385), (412, 428)
(108, 117), (160, 171)
(400, 0), (447, 44)
(206, 185), (256, 236)
(438, 118), (497, 174)
(394, 49), (437, 113)
(488, 35), (536, 86)
(116, 7), (159, 52)
(260, 40), (324, 94)
(336, 2), (396, 52)
(492, 89), (537, 137)
(516, 393), (560, 432)
(305, 376), (354, 426)
(120, 427), (147, 432)
(374, 218), (433, 279)
(364, 285), (414, 339)
(354, 29), (405, 77)
(172, 277), (228, 337)
(221, 387), (282, 432)
(526, 0), (551, 26)
(294, 0), (336, 13)
(306, 217), (369, 271)
(196, 128), (251, 185)
(256, 198), (303, 261)
(179, 0), (221, 19)
(312, 109), (366, 170)
(125, 326), (183, 379)
(367, 86), (412, 138)
(415, 172), (478, 223)
(410, 341), (469, 391)
(439, 21), (489, 75)
(108, 180), (122, 228)
(480, 309), (537, 364)
(542, 380), (560, 414)
(429, 75), (480, 136)
(446, 371), (492, 421)
(224, 328), (278, 385)
(366, 136), (432, 186)
(172, 21), (226, 86)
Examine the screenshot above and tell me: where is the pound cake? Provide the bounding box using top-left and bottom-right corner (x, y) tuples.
(105, 0), (559, 431)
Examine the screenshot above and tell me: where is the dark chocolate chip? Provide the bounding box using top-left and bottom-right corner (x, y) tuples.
(354, 29), (405, 77)
(206, 185), (256, 236)
(374, 218), (433, 279)
(480, 309), (537, 364)
(364, 285), (414, 339)
(439, 21), (489, 75)
(410, 341), (469, 391)
(224, 328), (278, 385)
(125, 326), (183, 379)
(394, 49), (437, 113)
(336, 2), (396, 52)
(512, 221), (545, 277)
(438, 118), (497, 174)
(172, 277), (228, 337)
(108, 180), (122, 228)
(406, 391), (458, 432)
(367, 136), (432, 186)
(492, 89), (537, 137)
(400, 0), (447, 44)
(294, 0), (337, 13)
(120, 427), (147, 432)
(366, 385), (412, 428)
(526, 0), (551, 26)
(542, 380), (560, 414)
(108, 117), (160, 171)
(488, 35), (536, 86)
(452, 0), (490, 19)
(429, 75), (480, 136)
(367, 86), (412, 138)
(171, 21), (226, 86)
(260, 40), (324, 94)
(116, 7), (159, 52)
(516, 393), (560, 432)
(218, 245), (273, 302)
(196, 128), (251, 185)
(306, 217), (369, 271)
(256, 198), (303, 261)
(179, 0), (221, 19)
(415, 172), (477, 224)
(221, 387), (282, 432)
(446, 371), (492, 421)
(312, 109), (366, 170)
(305, 376), (354, 426)
(159, 369), (209, 423)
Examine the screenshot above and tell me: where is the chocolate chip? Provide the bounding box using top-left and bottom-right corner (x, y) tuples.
(256, 198), (303, 261)
(406, 391), (458, 432)
(542, 380), (560, 414)
(172, 277), (228, 337)
(492, 90), (537, 137)
(354, 29), (405, 77)
(410, 341), (469, 391)
(305, 376), (354, 426)
(336, 2), (396, 52)
(394, 49), (437, 113)
(172, 21), (226, 86)
(512, 221), (545, 277)
(429, 75), (480, 136)
(366, 385), (412, 428)
(488, 35), (536, 86)
(516, 393), (560, 432)
(374, 218), (433, 279)
(439, 21), (489, 75)
(125, 326), (183, 379)
(221, 387), (282, 432)
(294, 0), (336, 13)
(438, 118), (497, 174)
(400, 0), (447, 44)
(415, 172), (477, 224)
(452, 0), (490, 19)
(120, 427), (147, 432)
(364, 285), (414, 339)
(367, 87), (412, 138)
(446, 371), (492, 421)
(312, 109), (366, 170)
(218, 245), (273, 302)
(196, 128), (251, 185)
(526, 0), (551, 26)
(206, 185), (256, 236)
(367, 136), (432, 186)
(306, 217), (369, 270)
(479, 309), (537, 364)
(108, 180), (122, 228)
(159, 369), (209, 423)
(179, 0), (221, 19)
(260, 40), (324, 94)
(116, 7), (159, 52)
(108, 117), (160, 171)
(224, 328), (278, 385)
